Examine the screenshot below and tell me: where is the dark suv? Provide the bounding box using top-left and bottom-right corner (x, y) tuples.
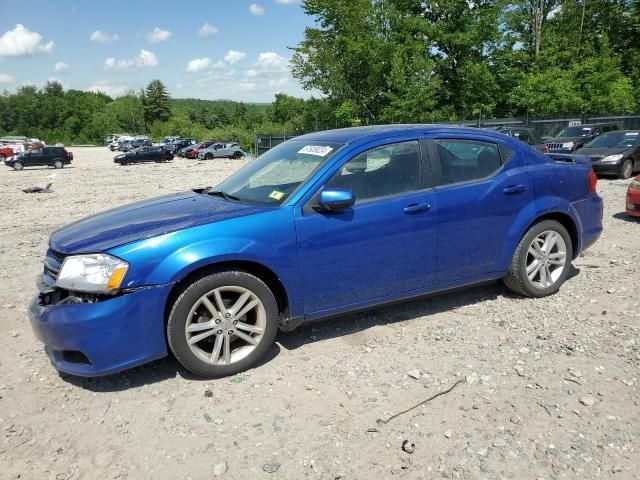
(5, 146), (73, 171)
(489, 126), (546, 152)
(545, 123), (618, 153)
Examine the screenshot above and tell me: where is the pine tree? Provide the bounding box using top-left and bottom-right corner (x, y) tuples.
(142, 80), (171, 125)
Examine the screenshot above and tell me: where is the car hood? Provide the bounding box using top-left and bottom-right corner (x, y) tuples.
(50, 191), (270, 254)
(573, 146), (629, 159)
(546, 136), (586, 144)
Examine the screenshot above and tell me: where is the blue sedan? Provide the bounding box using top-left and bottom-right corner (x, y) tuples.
(29, 125), (603, 378)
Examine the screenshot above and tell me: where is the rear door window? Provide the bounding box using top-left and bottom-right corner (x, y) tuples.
(433, 140), (502, 186)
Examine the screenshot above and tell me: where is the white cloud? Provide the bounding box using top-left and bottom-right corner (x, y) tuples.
(0, 73), (15, 84)
(224, 50), (247, 65)
(54, 61), (69, 73)
(198, 22), (218, 37)
(246, 51), (289, 77)
(0, 24), (54, 57)
(87, 80), (129, 97)
(187, 57), (213, 73)
(90, 30), (119, 44)
(275, 0), (298, 4)
(249, 3), (265, 15)
(147, 27), (172, 44)
(105, 49), (158, 70)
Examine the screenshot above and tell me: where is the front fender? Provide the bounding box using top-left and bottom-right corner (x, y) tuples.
(108, 207), (302, 315)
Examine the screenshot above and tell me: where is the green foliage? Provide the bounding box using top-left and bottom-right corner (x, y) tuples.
(142, 80), (171, 126)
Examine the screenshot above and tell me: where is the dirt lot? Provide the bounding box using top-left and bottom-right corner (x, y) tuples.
(0, 147), (638, 480)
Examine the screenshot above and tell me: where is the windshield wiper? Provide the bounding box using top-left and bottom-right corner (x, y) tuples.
(205, 189), (241, 201)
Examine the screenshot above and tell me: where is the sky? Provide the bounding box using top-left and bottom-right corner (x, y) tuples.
(0, 0), (317, 102)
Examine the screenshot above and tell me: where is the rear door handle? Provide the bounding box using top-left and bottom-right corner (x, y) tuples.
(403, 202), (431, 214)
(503, 184), (526, 194)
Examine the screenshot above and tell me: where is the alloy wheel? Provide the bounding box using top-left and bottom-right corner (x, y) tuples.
(526, 230), (567, 289)
(622, 160), (632, 179)
(185, 286), (266, 365)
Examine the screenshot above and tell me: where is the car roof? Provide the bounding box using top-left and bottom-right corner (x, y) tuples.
(297, 124), (515, 145)
(570, 123), (617, 128)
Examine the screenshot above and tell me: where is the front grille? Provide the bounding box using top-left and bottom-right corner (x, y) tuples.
(546, 142), (569, 151)
(44, 249), (66, 280)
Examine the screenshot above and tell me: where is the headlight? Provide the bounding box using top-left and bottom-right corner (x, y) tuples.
(630, 179), (640, 190)
(561, 142), (575, 149)
(600, 154), (623, 163)
(56, 254), (128, 293)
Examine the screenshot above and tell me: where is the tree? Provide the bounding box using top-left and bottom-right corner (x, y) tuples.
(142, 80), (171, 126)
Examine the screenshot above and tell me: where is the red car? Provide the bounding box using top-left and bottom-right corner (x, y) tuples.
(184, 141), (219, 159)
(626, 176), (640, 217)
(0, 146), (14, 161)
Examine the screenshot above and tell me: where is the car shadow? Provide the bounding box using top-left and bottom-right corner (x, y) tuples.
(277, 281), (505, 351)
(9, 167), (75, 171)
(61, 272), (583, 391)
(61, 343), (282, 392)
(613, 212), (639, 223)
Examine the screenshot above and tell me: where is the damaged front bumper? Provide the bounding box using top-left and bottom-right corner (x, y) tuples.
(29, 276), (172, 376)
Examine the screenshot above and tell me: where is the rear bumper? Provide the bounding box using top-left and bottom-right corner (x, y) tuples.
(571, 194), (603, 254)
(29, 278), (171, 376)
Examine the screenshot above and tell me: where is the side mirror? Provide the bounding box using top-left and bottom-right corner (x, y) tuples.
(316, 188), (355, 212)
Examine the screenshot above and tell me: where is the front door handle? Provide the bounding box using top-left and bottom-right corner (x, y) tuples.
(403, 202), (431, 214)
(503, 184), (526, 194)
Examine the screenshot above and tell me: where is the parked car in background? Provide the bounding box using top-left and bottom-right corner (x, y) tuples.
(156, 136), (180, 146)
(29, 125), (603, 378)
(489, 126), (547, 152)
(183, 141), (219, 159)
(197, 142), (244, 160)
(104, 134), (121, 146)
(164, 138), (197, 154)
(121, 138), (152, 152)
(574, 130), (640, 179)
(0, 146), (14, 162)
(114, 146), (173, 165)
(5, 146), (73, 170)
(626, 176), (640, 217)
(545, 123), (618, 153)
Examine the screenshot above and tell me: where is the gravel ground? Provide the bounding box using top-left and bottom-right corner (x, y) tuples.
(0, 147), (638, 480)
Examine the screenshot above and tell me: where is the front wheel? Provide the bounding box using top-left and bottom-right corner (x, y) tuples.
(12, 161), (24, 171)
(232, 151), (243, 159)
(620, 159), (633, 179)
(503, 220), (573, 297)
(205, 153), (213, 160)
(167, 271), (279, 378)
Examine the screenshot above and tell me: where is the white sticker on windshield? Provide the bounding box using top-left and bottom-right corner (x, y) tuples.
(298, 145), (334, 156)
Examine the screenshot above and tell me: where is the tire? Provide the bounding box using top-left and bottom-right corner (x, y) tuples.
(53, 159), (64, 169)
(232, 151), (243, 159)
(620, 159), (633, 179)
(12, 161), (24, 171)
(503, 219), (573, 298)
(205, 153), (213, 160)
(167, 270), (279, 378)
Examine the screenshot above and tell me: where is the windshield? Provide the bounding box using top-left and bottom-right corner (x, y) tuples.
(586, 131), (638, 148)
(557, 126), (593, 137)
(214, 140), (343, 205)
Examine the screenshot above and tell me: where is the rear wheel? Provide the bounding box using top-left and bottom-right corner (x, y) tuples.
(503, 220), (572, 297)
(12, 161), (24, 171)
(205, 153), (213, 160)
(167, 271), (279, 378)
(53, 159), (64, 169)
(232, 151), (243, 159)
(620, 159), (633, 179)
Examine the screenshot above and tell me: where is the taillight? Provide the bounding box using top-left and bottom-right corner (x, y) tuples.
(587, 169), (597, 194)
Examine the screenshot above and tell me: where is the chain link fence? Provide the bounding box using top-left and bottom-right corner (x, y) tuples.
(256, 113), (640, 154)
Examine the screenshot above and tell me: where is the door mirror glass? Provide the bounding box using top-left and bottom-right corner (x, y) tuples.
(317, 188), (355, 212)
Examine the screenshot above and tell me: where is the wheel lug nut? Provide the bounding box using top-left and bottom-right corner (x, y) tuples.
(225, 313), (231, 318)
(233, 320), (238, 325)
(217, 330), (223, 335)
(228, 330), (233, 335)
(215, 319), (221, 324)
